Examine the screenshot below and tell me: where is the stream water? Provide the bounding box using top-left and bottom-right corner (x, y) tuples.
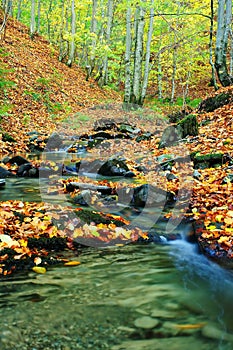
(1, 172), (233, 349)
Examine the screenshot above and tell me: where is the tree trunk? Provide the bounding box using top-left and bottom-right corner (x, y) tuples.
(215, 0), (233, 86)
(16, 0), (22, 20)
(30, 0), (36, 39)
(157, 51), (163, 99)
(132, 3), (145, 105)
(67, 0), (76, 67)
(171, 46), (177, 103)
(37, 0), (41, 34)
(141, 0), (154, 105)
(209, 0), (218, 90)
(59, 0), (66, 62)
(0, 0), (10, 40)
(87, 0), (97, 79)
(123, 3), (132, 107)
(102, 0), (114, 85)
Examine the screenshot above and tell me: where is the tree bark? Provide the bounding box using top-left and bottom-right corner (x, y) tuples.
(0, 0), (10, 40)
(67, 0), (76, 67)
(16, 0), (22, 21)
(132, 3), (145, 105)
(215, 0), (233, 86)
(37, 0), (41, 34)
(123, 3), (132, 106)
(30, 0), (36, 39)
(102, 0), (114, 85)
(141, 0), (154, 105)
(87, 0), (97, 79)
(209, 0), (218, 90)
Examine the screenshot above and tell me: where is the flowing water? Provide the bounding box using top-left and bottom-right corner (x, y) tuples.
(1, 173), (233, 349)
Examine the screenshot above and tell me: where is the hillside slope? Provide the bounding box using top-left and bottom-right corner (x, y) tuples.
(0, 15), (119, 156)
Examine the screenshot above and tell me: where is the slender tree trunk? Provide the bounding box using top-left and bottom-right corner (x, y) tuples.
(86, 0), (97, 79)
(102, 0), (114, 85)
(30, 0), (36, 39)
(230, 29), (233, 74)
(132, 3), (145, 105)
(157, 51), (163, 99)
(123, 3), (132, 106)
(67, 0), (76, 67)
(16, 0), (22, 20)
(209, 0), (218, 90)
(59, 0), (66, 61)
(171, 46), (177, 103)
(37, 0), (41, 34)
(215, 0), (233, 86)
(141, 0), (154, 105)
(0, 0), (10, 40)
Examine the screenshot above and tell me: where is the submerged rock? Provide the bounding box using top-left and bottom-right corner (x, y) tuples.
(134, 316), (159, 329)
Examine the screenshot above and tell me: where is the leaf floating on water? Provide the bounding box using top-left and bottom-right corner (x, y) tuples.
(64, 261), (81, 266)
(175, 322), (206, 330)
(32, 266), (47, 274)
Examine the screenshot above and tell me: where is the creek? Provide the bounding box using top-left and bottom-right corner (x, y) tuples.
(1, 154), (233, 350)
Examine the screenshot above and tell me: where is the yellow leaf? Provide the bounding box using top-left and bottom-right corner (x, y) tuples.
(206, 225), (217, 231)
(32, 266), (46, 274)
(225, 227), (233, 233)
(64, 261), (81, 266)
(73, 228), (83, 238)
(19, 239), (28, 247)
(24, 217), (32, 223)
(175, 322), (206, 330)
(215, 215), (223, 222)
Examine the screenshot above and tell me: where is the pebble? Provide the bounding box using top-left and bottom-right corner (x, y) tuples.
(134, 316), (159, 329)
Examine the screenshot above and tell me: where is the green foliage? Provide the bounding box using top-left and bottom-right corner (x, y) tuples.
(0, 104), (12, 121)
(22, 115), (31, 126)
(36, 77), (51, 87)
(23, 89), (43, 101)
(0, 65), (16, 93)
(77, 114), (90, 122)
(13, 0), (212, 102)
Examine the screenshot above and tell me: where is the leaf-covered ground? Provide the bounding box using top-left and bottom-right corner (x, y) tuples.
(1, 15), (233, 275)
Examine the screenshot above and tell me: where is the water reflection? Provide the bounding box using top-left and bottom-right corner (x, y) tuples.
(0, 243), (233, 349)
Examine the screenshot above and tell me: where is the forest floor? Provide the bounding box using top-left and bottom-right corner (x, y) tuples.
(0, 16), (233, 276)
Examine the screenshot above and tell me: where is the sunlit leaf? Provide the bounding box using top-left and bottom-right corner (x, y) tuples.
(32, 266), (46, 274)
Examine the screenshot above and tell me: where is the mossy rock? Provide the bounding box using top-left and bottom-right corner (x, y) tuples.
(75, 208), (126, 226)
(177, 114), (198, 138)
(198, 92), (232, 113)
(194, 153), (223, 169)
(168, 107), (193, 123)
(2, 132), (16, 142)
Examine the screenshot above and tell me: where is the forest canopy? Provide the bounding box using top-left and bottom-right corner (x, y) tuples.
(1, 0), (233, 105)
